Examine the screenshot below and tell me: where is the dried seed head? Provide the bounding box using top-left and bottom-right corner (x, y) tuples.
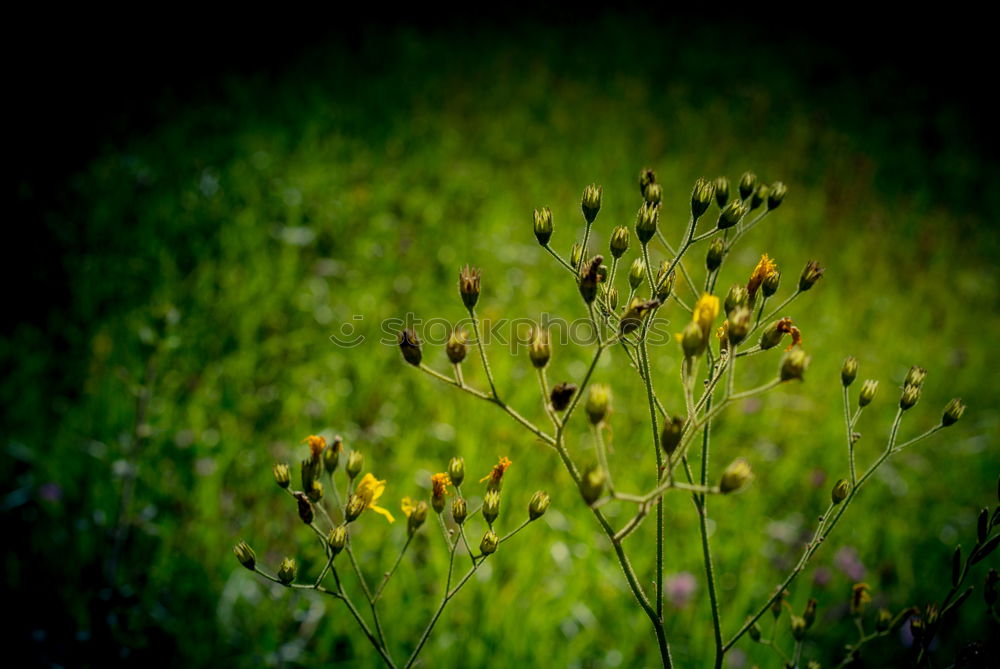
(528, 327), (551, 369)
(799, 260), (825, 291)
(528, 490), (551, 521)
(767, 181), (788, 210)
(706, 237), (725, 272)
(660, 415), (684, 456)
(581, 184), (603, 224)
(482, 490), (501, 525)
(714, 176), (730, 207)
(459, 265), (481, 310)
(295, 491), (315, 525)
(750, 183), (770, 211)
(859, 380), (879, 407)
(550, 382), (577, 412)
(451, 496), (468, 525)
(448, 457), (465, 488)
(899, 384), (921, 411)
(399, 328), (423, 366)
(718, 199), (748, 230)
(328, 525), (348, 554)
(780, 347), (810, 382)
(346, 450), (364, 480)
(842, 357), (859, 387)
(277, 557), (297, 585)
(446, 329), (468, 364)
(739, 171), (757, 200)
(580, 464), (606, 504)
(273, 463), (291, 489)
(579, 255), (603, 304)
(635, 201), (659, 244)
(628, 257), (646, 290)
(644, 182), (663, 205)
(691, 177), (715, 219)
(942, 398), (966, 426)
(480, 529), (499, 556)
(720, 457), (753, 494)
(533, 207), (553, 246)
(585, 384), (612, 425)
(233, 541), (256, 570)
(832, 478), (850, 504)
(610, 225), (630, 258)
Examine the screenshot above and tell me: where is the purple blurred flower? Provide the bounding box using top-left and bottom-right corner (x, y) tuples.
(664, 572), (697, 609)
(834, 546), (867, 581)
(812, 566), (832, 587)
(39, 482), (62, 503)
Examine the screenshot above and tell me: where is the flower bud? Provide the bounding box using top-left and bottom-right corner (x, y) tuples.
(301, 458), (319, 494)
(660, 416), (684, 456)
(579, 255), (603, 304)
(718, 199), (747, 230)
(639, 168), (656, 197)
(273, 463), (291, 488)
(759, 320), (785, 350)
(720, 457), (753, 493)
(767, 181), (787, 210)
(446, 329), (468, 364)
(798, 261), (825, 291)
(345, 494), (366, 522)
(851, 583), (871, 616)
(550, 382), (577, 412)
(480, 529), (499, 555)
(706, 238), (725, 272)
(295, 491), (315, 524)
(771, 590), (787, 619)
(859, 380), (879, 407)
(750, 183), (769, 211)
(876, 608), (892, 632)
(803, 598), (818, 629)
(899, 384), (921, 410)
(277, 557), (297, 585)
(762, 270), (780, 298)
(609, 225), (630, 258)
(841, 357), (859, 387)
(780, 348), (810, 382)
(528, 327), (551, 369)
(448, 457), (465, 487)
(904, 366), (927, 389)
(655, 262), (674, 301)
(407, 501), (428, 536)
(459, 265), (481, 310)
(328, 525), (348, 554)
(942, 398), (965, 426)
(399, 328), (422, 366)
(528, 490), (551, 520)
(451, 496), (468, 525)
(307, 480), (324, 502)
(585, 384), (612, 425)
(581, 184), (603, 224)
(739, 171), (757, 200)
(691, 178), (715, 219)
(790, 615), (807, 641)
(714, 176), (730, 207)
(533, 207), (553, 246)
(832, 478), (850, 504)
(482, 490), (501, 525)
(619, 298), (659, 335)
(346, 450), (364, 480)
(323, 436), (343, 474)
(580, 464), (606, 504)
(606, 287), (619, 311)
(748, 621), (761, 642)
(570, 243), (583, 270)
(728, 306), (751, 346)
(680, 320), (705, 358)
(628, 257), (646, 289)
(635, 201), (659, 244)
(233, 541), (256, 570)
(644, 182), (663, 205)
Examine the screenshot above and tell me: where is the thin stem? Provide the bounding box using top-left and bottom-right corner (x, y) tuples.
(697, 391), (724, 668)
(544, 244), (576, 274)
(468, 307), (499, 398)
(844, 386), (857, 486)
(373, 535), (413, 602)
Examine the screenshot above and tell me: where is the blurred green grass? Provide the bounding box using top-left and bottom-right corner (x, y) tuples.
(4, 19), (999, 668)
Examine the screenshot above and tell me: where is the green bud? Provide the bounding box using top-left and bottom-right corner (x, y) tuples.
(447, 329), (468, 364)
(803, 598), (818, 628)
(942, 398), (965, 426)
(480, 529), (499, 556)
(681, 320), (705, 358)
(799, 261), (825, 291)
(328, 525), (348, 554)
(277, 557), (297, 585)
(570, 243), (583, 270)
(899, 384), (921, 410)
(533, 207), (554, 246)
(714, 176), (730, 208)
(301, 458), (319, 494)
(780, 348), (810, 382)
(606, 287), (619, 311)
(739, 171), (757, 200)
(841, 357), (859, 387)
(762, 270), (780, 298)
(448, 457), (465, 488)
(482, 490), (501, 525)
(528, 327), (551, 369)
(345, 494), (366, 522)
(452, 497), (468, 525)
(832, 478), (850, 504)
(759, 320), (785, 350)
(706, 238), (725, 272)
(904, 366), (927, 389)
(639, 168), (656, 197)
(233, 541), (256, 570)
(608, 225), (630, 258)
(407, 501), (428, 536)
(790, 615), (807, 641)
(581, 184), (602, 224)
(660, 416), (684, 456)
(580, 464), (606, 504)
(295, 492), (314, 525)
(767, 181), (788, 210)
(528, 490), (551, 520)
(459, 265), (481, 310)
(750, 183), (770, 211)
(748, 621), (762, 642)
(399, 328), (422, 366)
(628, 257), (646, 289)
(876, 608), (892, 632)
(859, 380), (879, 407)
(273, 463), (291, 489)
(635, 201), (659, 244)
(717, 199), (747, 230)
(323, 436), (342, 474)
(644, 182), (663, 205)
(728, 306), (751, 346)
(550, 382), (576, 412)
(724, 284), (749, 316)
(691, 177), (715, 219)
(771, 590), (787, 619)
(307, 480), (324, 502)
(720, 458), (753, 494)
(655, 262), (674, 301)
(346, 450), (364, 480)
(585, 384), (612, 425)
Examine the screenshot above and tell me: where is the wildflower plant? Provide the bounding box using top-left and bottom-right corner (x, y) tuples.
(235, 169), (975, 667)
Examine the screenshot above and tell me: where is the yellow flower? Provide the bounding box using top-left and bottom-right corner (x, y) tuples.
(431, 473), (452, 500)
(401, 496), (417, 517)
(303, 434), (326, 461)
(355, 473), (395, 523)
(693, 294), (720, 338)
(479, 456), (512, 487)
(747, 254), (778, 301)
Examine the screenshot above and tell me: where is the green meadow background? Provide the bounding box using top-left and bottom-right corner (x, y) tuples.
(5, 18), (998, 668)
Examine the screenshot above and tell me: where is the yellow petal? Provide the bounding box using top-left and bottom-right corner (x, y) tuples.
(370, 504), (395, 523)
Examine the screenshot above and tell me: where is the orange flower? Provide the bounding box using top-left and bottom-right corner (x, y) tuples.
(304, 435), (326, 462)
(747, 254), (778, 301)
(776, 317), (803, 350)
(431, 473), (452, 501)
(480, 456), (512, 488)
